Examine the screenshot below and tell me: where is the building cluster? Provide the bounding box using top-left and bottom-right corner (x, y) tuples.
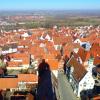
(0, 25), (100, 99)
(0, 15), (44, 22)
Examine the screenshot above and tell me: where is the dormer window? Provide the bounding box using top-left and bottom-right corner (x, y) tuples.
(77, 57), (82, 64)
(70, 66), (74, 73)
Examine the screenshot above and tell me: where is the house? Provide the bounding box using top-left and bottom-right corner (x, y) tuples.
(21, 32), (29, 38)
(52, 35), (72, 50)
(77, 47), (90, 63)
(90, 43), (100, 58)
(46, 59), (59, 70)
(92, 64), (100, 96)
(74, 39), (82, 44)
(63, 43), (80, 59)
(93, 56), (100, 66)
(52, 36), (62, 50)
(80, 42), (91, 51)
(1, 44), (17, 55)
(0, 74), (38, 91)
(76, 47), (95, 72)
(40, 31), (53, 42)
(67, 56), (95, 97)
(7, 53), (30, 70)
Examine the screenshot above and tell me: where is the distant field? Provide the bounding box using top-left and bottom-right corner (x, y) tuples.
(1, 10), (100, 30)
(44, 16), (100, 27)
(1, 16), (100, 31)
(2, 17), (100, 31)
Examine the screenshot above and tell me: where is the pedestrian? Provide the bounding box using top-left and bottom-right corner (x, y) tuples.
(63, 61), (66, 74)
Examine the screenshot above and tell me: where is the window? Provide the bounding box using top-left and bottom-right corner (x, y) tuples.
(83, 82), (87, 87)
(70, 67), (74, 73)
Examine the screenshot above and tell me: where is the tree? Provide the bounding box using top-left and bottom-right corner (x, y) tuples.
(0, 60), (6, 69)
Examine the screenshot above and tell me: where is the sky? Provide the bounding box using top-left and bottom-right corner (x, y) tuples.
(0, 0), (100, 10)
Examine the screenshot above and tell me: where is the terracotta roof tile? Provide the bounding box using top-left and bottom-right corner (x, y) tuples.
(93, 56), (100, 65)
(43, 54), (55, 60)
(7, 61), (21, 67)
(18, 74), (38, 83)
(0, 74), (38, 89)
(53, 36), (72, 45)
(0, 78), (18, 89)
(64, 43), (80, 58)
(46, 59), (59, 70)
(69, 57), (87, 82)
(90, 43), (100, 57)
(9, 53), (29, 59)
(77, 47), (90, 62)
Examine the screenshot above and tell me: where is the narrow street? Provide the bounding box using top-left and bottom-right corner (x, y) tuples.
(58, 72), (79, 100)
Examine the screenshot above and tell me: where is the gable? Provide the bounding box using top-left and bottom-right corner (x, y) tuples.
(69, 57), (87, 82)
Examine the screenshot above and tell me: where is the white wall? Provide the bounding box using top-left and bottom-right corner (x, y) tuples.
(78, 72), (95, 97)
(54, 45), (61, 50)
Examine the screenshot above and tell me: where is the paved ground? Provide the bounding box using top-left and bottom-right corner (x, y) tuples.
(58, 72), (79, 100)
(36, 67), (79, 100)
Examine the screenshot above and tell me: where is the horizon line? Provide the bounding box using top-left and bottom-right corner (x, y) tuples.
(0, 9), (100, 11)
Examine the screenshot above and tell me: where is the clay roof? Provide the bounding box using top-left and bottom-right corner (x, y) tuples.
(53, 36), (72, 45)
(17, 48), (29, 53)
(94, 56), (100, 66)
(7, 53), (30, 67)
(0, 74), (38, 89)
(7, 61), (21, 67)
(43, 54), (55, 60)
(90, 43), (100, 57)
(46, 59), (59, 70)
(64, 43), (80, 58)
(69, 57), (87, 82)
(18, 74), (38, 83)
(77, 47), (90, 62)
(0, 78), (18, 89)
(8, 53), (29, 59)
(93, 95), (100, 100)
(29, 46), (45, 59)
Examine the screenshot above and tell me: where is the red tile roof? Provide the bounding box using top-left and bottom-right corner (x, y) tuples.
(69, 57), (87, 82)
(64, 43), (80, 58)
(18, 74), (38, 82)
(93, 56), (100, 65)
(90, 43), (100, 57)
(7, 61), (21, 67)
(46, 59), (59, 70)
(77, 47), (90, 62)
(0, 74), (38, 89)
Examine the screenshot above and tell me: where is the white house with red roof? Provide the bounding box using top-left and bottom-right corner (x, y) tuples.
(67, 56), (95, 97)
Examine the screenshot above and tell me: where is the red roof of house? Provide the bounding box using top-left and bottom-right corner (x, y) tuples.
(64, 43), (80, 58)
(69, 57), (87, 82)
(0, 74), (38, 89)
(7, 61), (21, 67)
(7, 53), (30, 67)
(18, 74), (38, 82)
(93, 56), (100, 66)
(77, 47), (90, 62)
(46, 59), (59, 70)
(90, 43), (100, 57)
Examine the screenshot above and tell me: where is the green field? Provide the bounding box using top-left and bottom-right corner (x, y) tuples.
(22, 16), (100, 28)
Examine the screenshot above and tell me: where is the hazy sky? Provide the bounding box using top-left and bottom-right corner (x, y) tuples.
(0, 0), (100, 10)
